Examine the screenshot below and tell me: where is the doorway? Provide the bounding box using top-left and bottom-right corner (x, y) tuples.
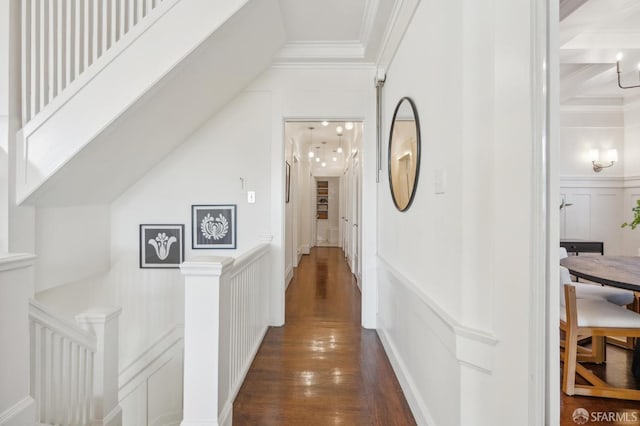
(283, 120), (363, 294)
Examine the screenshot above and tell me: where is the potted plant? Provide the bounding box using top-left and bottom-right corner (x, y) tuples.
(621, 199), (640, 230)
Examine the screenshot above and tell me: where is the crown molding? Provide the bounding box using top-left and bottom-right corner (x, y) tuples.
(359, 0), (380, 48)
(375, 0), (420, 73)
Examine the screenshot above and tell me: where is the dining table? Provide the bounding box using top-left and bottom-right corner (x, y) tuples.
(559, 255), (640, 377)
(560, 255), (640, 292)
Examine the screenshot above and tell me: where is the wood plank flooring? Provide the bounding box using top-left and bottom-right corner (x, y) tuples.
(233, 247), (416, 425)
(561, 344), (640, 425)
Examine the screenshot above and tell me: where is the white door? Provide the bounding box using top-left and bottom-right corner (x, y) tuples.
(351, 153), (361, 279)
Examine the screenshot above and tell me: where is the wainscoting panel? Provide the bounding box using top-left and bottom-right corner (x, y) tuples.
(377, 257), (498, 426)
(560, 179), (625, 254)
(119, 327), (184, 426)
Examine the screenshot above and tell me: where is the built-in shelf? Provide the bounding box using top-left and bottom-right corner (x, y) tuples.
(317, 181), (328, 219)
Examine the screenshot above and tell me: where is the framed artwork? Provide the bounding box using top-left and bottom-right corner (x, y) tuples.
(140, 224), (184, 268)
(192, 204), (237, 249)
(285, 161), (291, 203)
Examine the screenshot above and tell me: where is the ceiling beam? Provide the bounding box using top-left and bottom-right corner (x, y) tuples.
(560, 64), (613, 102)
(560, 0), (589, 21)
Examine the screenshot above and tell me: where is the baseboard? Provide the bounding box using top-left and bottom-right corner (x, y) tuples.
(102, 405), (123, 426)
(227, 325), (268, 402)
(285, 266), (294, 289)
(218, 402), (232, 426)
(150, 411), (181, 426)
(299, 244), (310, 255)
(377, 323), (434, 426)
(0, 396), (35, 426)
(119, 326), (184, 399)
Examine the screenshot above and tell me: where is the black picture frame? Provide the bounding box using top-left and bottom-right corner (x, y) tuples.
(192, 204), (237, 249)
(139, 224), (184, 268)
(285, 161), (291, 203)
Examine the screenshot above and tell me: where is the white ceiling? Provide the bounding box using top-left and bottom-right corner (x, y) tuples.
(286, 121), (362, 175)
(560, 0), (640, 105)
(275, 0), (396, 63)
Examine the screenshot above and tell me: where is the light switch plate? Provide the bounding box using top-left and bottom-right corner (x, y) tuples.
(248, 191), (256, 203)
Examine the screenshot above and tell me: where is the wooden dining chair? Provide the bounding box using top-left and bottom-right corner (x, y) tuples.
(561, 284), (640, 400)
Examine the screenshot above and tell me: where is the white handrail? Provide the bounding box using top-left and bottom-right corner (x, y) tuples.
(181, 243), (271, 424)
(21, 0), (168, 126)
(29, 299), (96, 426)
(28, 300), (122, 426)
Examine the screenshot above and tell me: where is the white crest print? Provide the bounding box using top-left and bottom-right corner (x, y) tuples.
(148, 232), (177, 260)
(201, 213), (229, 240)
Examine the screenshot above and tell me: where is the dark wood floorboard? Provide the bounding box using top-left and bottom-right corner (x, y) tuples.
(561, 344), (640, 425)
(233, 247), (416, 426)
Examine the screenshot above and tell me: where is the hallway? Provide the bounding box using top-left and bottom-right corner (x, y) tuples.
(233, 247), (416, 425)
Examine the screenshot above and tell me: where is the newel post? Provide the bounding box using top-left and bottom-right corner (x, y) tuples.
(75, 307), (123, 426)
(180, 256), (234, 426)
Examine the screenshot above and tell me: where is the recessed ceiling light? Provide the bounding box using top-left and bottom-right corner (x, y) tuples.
(316, 157), (320, 163)
(321, 162), (327, 167)
(345, 122), (353, 130)
(336, 126), (343, 134)
(332, 157), (337, 162)
(308, 151), (314, 158)
(337, 147), (343, 153)
(321, 121), (329, 126)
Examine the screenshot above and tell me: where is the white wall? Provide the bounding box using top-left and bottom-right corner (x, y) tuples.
(35, 205), (111, 292)
(624, 102), (640, 177)
(376, 0), (537, 424)
(557, 107), (640, 256)
(0, 255), (36, 426)
(0, 1), (9, 253)
(246, 66), (377, 327)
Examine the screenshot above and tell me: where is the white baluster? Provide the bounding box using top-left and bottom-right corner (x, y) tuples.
(30, 0), (39, 118)
(75, 307), (122, 426)
(75, 0), (84, 77)
(21, 0), (31, 124)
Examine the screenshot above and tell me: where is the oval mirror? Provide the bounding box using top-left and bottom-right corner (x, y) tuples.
(388, 97), (421, 211)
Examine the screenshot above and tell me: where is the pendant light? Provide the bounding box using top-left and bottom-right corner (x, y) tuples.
(308, 127), (315, 158)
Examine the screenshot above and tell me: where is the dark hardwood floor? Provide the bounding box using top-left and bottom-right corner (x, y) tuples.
(561, 344), (640, 425)
(233, 247), (416, 425)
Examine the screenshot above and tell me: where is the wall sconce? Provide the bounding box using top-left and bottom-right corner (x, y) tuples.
(616, 52), (640, 89)
(588, 149), (618, 172)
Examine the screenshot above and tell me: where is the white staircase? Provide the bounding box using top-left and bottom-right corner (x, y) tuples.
(16, 0), (285, 206)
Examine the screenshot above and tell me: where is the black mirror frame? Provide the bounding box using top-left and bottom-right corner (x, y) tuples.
(388, 96), (421, 212)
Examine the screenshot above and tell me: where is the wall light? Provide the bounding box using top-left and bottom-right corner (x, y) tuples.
(589, 148), (618, 172)
(616, 52), (640, 89)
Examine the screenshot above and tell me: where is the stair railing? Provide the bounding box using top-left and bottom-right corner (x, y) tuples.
(21, 0), (170, 126)
(29, 299), (122, 426)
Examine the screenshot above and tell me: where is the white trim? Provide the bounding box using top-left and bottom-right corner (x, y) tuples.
(359, 0), (380, 47)
(285, 266), (294, 289)
(101, 405), (123, 426)
(374, 0), (420, 72)
(0, 253), (35, 272)
(149, 411), (182, 426)
(559, 175), (640, 188)
(218, 402), (232, 426)
(377, 256), (498, 371)
(275, 41), (365, 62)
(29, 298), (97, 351)
(560, 104), (624, 113)
(271, 62), (376, 70)
(21, 0), (182, 136)
(0, 396), (35, 425)
(377, 323), (435, 426)
(119, 326), (184, 399)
